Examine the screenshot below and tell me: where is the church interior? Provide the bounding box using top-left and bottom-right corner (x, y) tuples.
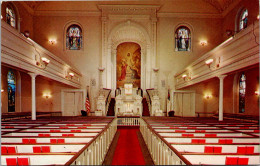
(1, 0), (259, 165)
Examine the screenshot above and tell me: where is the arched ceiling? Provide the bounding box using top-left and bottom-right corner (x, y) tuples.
(20, 0), (241, 15)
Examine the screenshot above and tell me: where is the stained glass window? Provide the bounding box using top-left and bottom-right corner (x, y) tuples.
(66, 25), (82, 50)
(6, 6), (16, 28)
(239, 73), (246, 113)
(7, 70), (16, 112)
(239, 9), (248, 31)
(175, 26), (191, 51)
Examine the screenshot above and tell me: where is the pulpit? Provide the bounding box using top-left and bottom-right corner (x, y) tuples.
(115, 84), (142, 116)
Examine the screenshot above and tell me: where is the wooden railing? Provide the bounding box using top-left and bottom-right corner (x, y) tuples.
(65, 118), (117, 165)
(104, 89), (112, 116)
(117, 116), (140, 126)
(1, 20), (81, 88)
(140, 118), (192, 165)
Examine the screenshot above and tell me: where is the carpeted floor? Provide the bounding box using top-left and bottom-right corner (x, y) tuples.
(111, 128), (146, 165)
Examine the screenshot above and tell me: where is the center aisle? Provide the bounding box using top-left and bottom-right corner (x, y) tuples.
(111, 128), (146, 165)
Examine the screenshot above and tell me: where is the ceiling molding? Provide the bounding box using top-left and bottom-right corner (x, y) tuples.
(157, 12), (222, 19)
(34, 10), (101, 17)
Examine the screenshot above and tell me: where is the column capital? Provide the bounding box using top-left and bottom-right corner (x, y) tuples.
(28, 72), (38, 78)
(217, 75), (227, 80)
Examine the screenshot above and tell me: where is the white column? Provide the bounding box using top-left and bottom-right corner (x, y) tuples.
(153, 68), (159, 89)
(218, 75), (227, 121)
(98, 67), (105, 89)
(28, 73), (38, 120)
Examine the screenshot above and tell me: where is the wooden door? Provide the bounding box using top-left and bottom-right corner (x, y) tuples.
(63, 91), (84, 116)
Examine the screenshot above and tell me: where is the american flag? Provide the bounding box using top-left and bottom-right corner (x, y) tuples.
(85, 92), (91, 113)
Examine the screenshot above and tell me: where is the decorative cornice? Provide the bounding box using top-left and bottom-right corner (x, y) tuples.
(97, 4), (160, 16)
(157, 12), (222, 18)
(34, 10), (101, 17)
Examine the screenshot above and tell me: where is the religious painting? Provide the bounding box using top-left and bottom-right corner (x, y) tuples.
(116, 42), (141, 88)
(66, 24), (82, 50)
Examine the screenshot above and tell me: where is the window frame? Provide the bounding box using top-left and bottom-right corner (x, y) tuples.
(66, 24), (83, 50)
(238, 73), (246, 113)
(175, 26), (191, 52)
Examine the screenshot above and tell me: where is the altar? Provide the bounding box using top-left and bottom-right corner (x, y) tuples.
(115, 84), (142, 116)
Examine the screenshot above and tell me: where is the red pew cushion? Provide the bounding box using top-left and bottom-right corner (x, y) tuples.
(226, 139), (233, 144)
(214, 147), (222, 153)
(246, 146), (254, 154)
(204, 146), (214, 153)
(225, 157), (238, 165)
(33, 146), (41, 153)
(238, 158), (249, 165)
(30, 139), (36, 144)
(6, 158), (17, 166)
(50, 139), (57, 143)
(7, 147), (16, 153)
(17, 157), (29, 166)
(22, 139), (30, 144)
(237, 147), (246, 154)
(205, 134), (217, 137)
(42, 146), (51, 153)
(57, 139), (65, 143)
(1, 146), (8, 154)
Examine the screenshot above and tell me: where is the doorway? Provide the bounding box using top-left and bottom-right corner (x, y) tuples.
(61, 90), (85, 116)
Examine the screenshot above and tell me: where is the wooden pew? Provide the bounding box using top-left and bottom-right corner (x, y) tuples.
(183, 154), (260, 165)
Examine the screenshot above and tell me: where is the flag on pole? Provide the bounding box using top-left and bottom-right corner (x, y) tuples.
(85, 91), (91, 114)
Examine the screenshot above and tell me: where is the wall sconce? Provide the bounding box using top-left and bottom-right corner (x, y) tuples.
(43, 93), (51, 99)
(1, 89), (4, 93)
(204, 94), (212, 99)
(182, 74), (187, 80)
(257, 15), (259, 20)
(255, 91), (259, 96)
(69, 72), (74, 78)
(48, 39), (56, 45)
(66, 72), (75, 79)
(205, 59), (214, 68)
(41, 57), (50, 65)
(36, 57), (50, 69)
(98, 67), (105, 72)
(153, 68), (159, 72)
(200, 40), (207, 46)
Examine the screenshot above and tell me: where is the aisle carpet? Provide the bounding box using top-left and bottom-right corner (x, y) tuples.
(111, 128), (146, 165)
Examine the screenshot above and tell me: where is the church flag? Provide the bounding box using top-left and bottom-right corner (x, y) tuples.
(85, 92), (91, 114)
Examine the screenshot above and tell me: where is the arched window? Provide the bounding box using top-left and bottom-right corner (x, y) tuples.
(6, 5), (16, 28)
(66, 24), (82, 50)
(239, 9), (248, 31)
(239, 73), (246, 113)
(7, 70), (16, 112)
(175, 26), (191, 51)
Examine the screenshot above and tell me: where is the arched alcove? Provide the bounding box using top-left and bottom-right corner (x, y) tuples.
(105, 20), (153, 94)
